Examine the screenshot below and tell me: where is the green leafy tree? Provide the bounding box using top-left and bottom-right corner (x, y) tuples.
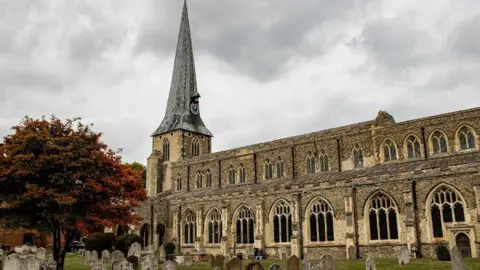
(0, 116), (147, 270)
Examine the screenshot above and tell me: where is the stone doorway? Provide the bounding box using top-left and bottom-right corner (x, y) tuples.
(455, 232), (472, 258)
(157, 223), (165, 247)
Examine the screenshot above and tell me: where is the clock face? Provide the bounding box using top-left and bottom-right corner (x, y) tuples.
(190, 103), (199, 115)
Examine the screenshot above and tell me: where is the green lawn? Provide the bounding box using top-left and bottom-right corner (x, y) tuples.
(64, 253), (480, 270)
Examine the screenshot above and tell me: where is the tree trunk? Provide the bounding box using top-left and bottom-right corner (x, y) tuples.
(52, 226), (74, 270)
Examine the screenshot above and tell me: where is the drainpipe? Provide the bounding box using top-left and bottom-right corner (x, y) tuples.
(412, 181), (422, 257)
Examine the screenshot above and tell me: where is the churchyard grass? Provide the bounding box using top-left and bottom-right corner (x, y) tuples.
(64, 253), (480, 270)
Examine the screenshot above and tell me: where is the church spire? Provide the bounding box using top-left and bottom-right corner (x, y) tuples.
(152, 0), (212, 137)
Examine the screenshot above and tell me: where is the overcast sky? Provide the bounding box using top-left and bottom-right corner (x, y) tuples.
(1, 0), (480, 164)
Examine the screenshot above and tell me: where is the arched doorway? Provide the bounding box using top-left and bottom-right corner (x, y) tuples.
(455, 232), (472, 258)
(157, 224), (165, 247)
(140, 224), (150, 247)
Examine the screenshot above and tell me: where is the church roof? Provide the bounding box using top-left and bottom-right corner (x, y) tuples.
(163, 151), (480, 200)
(152, 0), (212, 137)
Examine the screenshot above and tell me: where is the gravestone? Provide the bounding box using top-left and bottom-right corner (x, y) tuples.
(279, 246), (288, 260)
(301, 259), (310, 270)
(163, 260), (176, 270)
(4, 253), (22, 270)
(246, 260), (264, 270)
(86, 250), (99, 266)
(127, 242), (141, 258)
(36, 247), (46, 260)
(320, 254), (335, 270)
(114, 260), (134, 270)
(24, 254), (41, 270)
(450, 246), (465, 270)
(158, 245), (166, 262)
(395, 246), (410, 265)
(226, 257), (242, 270)
(111, 250), (125, 263)
(270, 263), (282, 270)
(40, 259), (57, 270)
(348, 246), (356, 260)
(184, 254), (194, 266)
(211, 254), (225, 269)
(101, 250), (110, 264)
(310, 262), (323, 270)
(286, 255), (300, 270)
(144, 244), (155, 253)
(365, 256), (376, 270)
(91, 263), (107, 270)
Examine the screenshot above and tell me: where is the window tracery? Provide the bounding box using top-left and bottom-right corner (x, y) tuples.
(431, 131), (448, 154)
(236, 206), (254, 244)
(406, 135), (421, 159)
(309, 198), (334, 242)
(353, 145), (364, 168)
(207, 209), (222, 244)
(276, 158), (285, 178)
(429, 186), (466, 238)
(264, 159), (273, 180)
(163, 139), (170, 161)
(183, 212), (196, 244)
(382, 139), (397, 162)
(367, 193), (399, 241)
(273, 200), (292, 243)
(306, 152), (316, 174)
(458, 126), (476, 150)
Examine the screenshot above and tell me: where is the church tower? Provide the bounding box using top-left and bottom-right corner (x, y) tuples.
(146, 0), (212, 197)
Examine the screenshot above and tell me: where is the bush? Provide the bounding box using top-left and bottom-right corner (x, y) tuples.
(84, 233), (115, 254)
(127, 255), (139, 268)
(165, 242), (176, 255)
(115, 234), (142, 255)
(435, 244), (451, 261)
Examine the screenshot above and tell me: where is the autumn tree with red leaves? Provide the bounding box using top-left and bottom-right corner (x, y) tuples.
(0, 116), (147, 270)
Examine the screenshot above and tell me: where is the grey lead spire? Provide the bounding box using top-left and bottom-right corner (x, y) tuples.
(152, 0), (212, 137)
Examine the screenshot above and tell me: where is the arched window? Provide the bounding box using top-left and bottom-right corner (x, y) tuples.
(207, 209), (222, 244)
(406, 135), (421, 159)
(431, 131), (448, 154)
(276, 158), (284, 178)
(319, 151), (329, 172)
(196, 171), (203, 189)
(206, 170), (212, 187)
(458, 126), (476, 150)
(141, 224), (150, 246)
(236, 206), (255, 244)
(192, 138), (200, 156)
(264, 159), (273, 180)
(176, 174), (182, 191)
(163, 139), (170, 161)
(306, 152), (316, 174)
(228, 165), (236, 184)
(273, 200), (292, 243)
(309, 198), (334, 242)
(429, 186), (466, 238)
(183, 212), (196, 244)
(238, 164), (246, 183)
(353, 145), (364, 168)
(382, 139), (397, 162)
(367, 193), (399, 241)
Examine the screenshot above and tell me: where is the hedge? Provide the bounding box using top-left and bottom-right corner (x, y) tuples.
(84, 233), (115, 254)
(115, 234), (143, 256)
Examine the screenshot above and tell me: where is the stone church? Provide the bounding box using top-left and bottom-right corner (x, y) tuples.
(135, 1), (480, 259)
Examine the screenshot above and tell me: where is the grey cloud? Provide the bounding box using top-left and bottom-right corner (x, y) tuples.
(449, 14), (480, 60)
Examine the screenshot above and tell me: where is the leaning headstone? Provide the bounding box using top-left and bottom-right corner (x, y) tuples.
(286, 255), (300, 270)
(163, 260), (176, 270)
(211, 254), (225, 269)
(226, 257), (242, 270)
(365, 256), (376, 270)
(450, 246), (465, 270)
(246, 260), (264, 270)
(270, 263), (282, 270)
(36, 247), (46, 260)
(301, 259), (310, 270)
(395, 245), (410, 265)
(127, 242), (141, 258)
(320, 254), (335, 270)
(101, 250), (110, 264)
(41, 259), (57, 270)
(4, 253), (22, 270)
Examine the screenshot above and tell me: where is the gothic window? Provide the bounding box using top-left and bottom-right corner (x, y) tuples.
(206, 170), (212, 187)
(264, 159), (273, 180)
(183, 212), (196, 244)
(163, 139), (170, 161)
(367, 193), (399, 241)
(382, 139), (397, 162)
(192, 138), (200, 156)
(140, 223), (150, 246)
(273, 200), (292, 243)
(238, 163), (246, 183)
(458, 126), (476, 150)
(276, 158), (285, 178)
(431, 131), (448, 154)
(353, 145), (364, 168)
(319, 151), (329, 172)
(236, 206), (255, 244)
(196, 171), (203, 189)
(176, 174), (182, 191)
(228, 165), (236, 184)
(406, 135), (421, 159)
(309, 198), (334, 242)
(207, 209), (222, 244)
(429, 186), (466, 238)
(306, 152), (316, 174)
